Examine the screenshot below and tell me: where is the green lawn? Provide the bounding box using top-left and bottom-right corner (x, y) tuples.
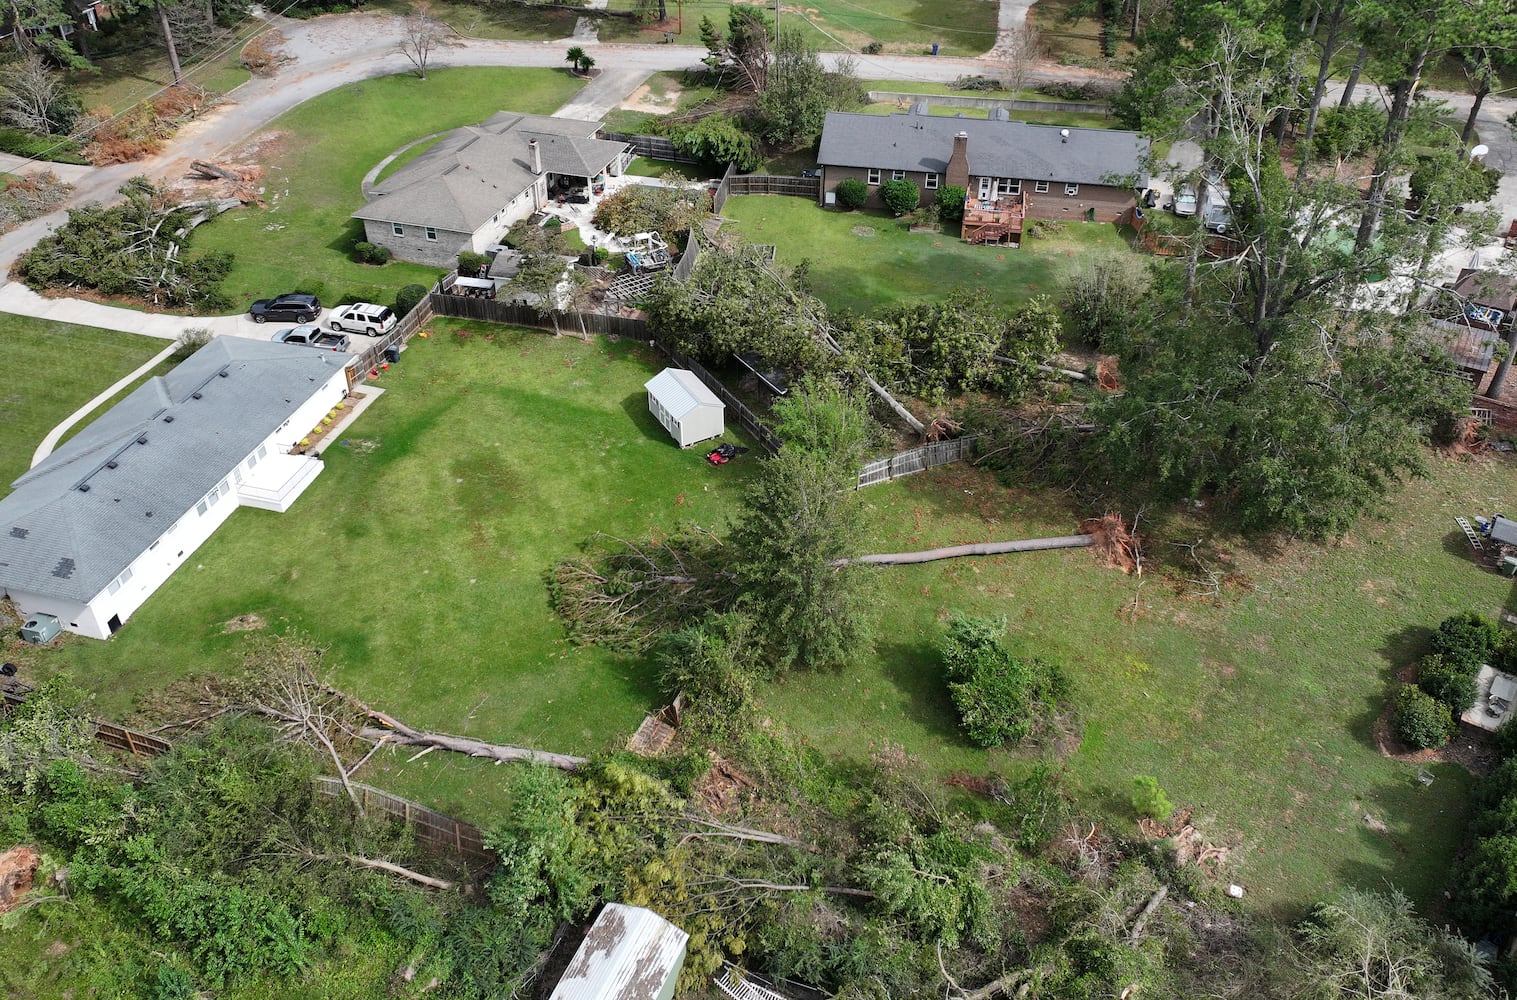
(69, 27), (253, 112)
(600, 0), (995, 54)
(23, 325), (760, 818)
(763, 453), (1517, 914)
(188, 68), (585, 309)
(368, 0), (583, 40)
(0, 319), (166, 487)
(721, 194), (1130, 314)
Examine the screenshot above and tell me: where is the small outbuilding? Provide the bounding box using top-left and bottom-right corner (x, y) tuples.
(549, 903), (688, 1000)
(644, 368), (724, 448)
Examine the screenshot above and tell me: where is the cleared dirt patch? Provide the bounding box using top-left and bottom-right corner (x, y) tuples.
(221, 613), (267, 633)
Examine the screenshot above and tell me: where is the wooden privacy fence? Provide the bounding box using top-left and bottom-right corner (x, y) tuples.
(673, 236), (701, 281)
(347, 296), (435, 387)
(313, 777), (491, 860)
(431, 293), (654, 338)
(596, 131), (699, 164)
(712, 161), (736, 215)
(1127, 209), (1243, 259)
(727, 174), (819, 199)
(2, 683), (173, 757)
(857, 436), (982, 488)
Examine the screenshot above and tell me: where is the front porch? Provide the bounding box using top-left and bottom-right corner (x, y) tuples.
(962, 191), (1025, 246)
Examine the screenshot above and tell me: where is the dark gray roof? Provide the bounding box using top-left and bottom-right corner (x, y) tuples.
(0, 338), (347, 603)
(354, 113), (629, 232)
(817, 111), (1150, 188)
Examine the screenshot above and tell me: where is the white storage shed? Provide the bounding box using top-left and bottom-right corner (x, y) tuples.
(549, 903), (688, 1000)
(644, 368), (724, 448)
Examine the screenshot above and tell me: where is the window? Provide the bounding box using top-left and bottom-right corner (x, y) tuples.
(1065, 183), (1079, 196)
(207, 489), (219, 508)
(425, 227), (438, 242)
(120, 567), (132, 586)
(196, 500), (208, 516)
(1034, 181), (1049, 193)
(891, 170), (906, 181)
(220, 479), (230, 494)
(108, 578), (121, 595)
(925, 173), (939, 190)
(391, 223), (404, 236)
(867, 169), (880, 185)
(999, 179), (1021, 195)
(257, 444), (268, 459)
(247, 452), (258, 470)
(232, 467), (243, 484)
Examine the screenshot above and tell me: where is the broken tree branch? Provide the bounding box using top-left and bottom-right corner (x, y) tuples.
(832, 535), (1095, 566)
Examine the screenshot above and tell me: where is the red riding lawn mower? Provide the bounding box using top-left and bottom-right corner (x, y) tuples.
(706, 442), (746, 466)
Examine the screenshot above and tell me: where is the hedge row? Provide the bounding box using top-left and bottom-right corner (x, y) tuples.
(0, 127), (89, 165)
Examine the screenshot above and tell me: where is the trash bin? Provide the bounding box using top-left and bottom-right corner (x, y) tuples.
(931, 42), (939, 55)
(383, 345), (400, 364)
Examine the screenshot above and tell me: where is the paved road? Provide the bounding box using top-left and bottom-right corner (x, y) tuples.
(0, 7), (1512, 337)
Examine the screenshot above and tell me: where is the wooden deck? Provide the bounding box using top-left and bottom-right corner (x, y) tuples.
(962, 192), (1025, 245)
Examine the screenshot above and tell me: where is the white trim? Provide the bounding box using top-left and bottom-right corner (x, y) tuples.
(867, 168), (881, 185)
(1065, 183), (1079, 196)
(1034, 180), (1049, 193)
(925, 173), (939, 190)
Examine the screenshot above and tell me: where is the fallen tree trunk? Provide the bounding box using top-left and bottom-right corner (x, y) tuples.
(835, 535), (1094, 567)
(358, 726), (587, 771)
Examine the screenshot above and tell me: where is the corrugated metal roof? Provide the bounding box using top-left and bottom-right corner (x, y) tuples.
(644, 368), (723, 421)
(0, 339), (345, 602)
(550, 904), (688, 1000)
(817, 110), (1150, 187)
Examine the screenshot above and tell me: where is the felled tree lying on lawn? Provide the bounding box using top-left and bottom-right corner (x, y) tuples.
(17, 176), (234, 310)
(938, 614), (1069, 747)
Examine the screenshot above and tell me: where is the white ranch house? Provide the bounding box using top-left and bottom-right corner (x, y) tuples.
(0, 339), (350, 640)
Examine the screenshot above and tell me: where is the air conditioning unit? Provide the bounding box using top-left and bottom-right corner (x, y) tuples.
(20, 613), (62, 644)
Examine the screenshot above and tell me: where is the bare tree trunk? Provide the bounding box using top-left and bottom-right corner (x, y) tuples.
(303, 850), (457, 890)
(1487, 330), (1517, 398)
(1355, 35), (1431, 253)
(156, 2), (183, 86)
(358, 726), (588, 770)
(1338, 42), (1368, 106)
(1462, 77), (1491, 147)
(1299, 0), (1348, 167)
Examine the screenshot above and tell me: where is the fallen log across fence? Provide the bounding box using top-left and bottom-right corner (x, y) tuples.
(313, 776), (492, 860)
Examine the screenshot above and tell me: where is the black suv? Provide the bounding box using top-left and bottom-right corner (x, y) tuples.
(249, 293), (321, 324)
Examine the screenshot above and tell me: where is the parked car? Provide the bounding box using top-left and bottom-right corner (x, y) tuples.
(329, 303), (396, 337)
(272, 324), (350, 351)
(1170, 184), (1198, 217)
(1201, 178), (1232, 233)
(250, 292), (321, 324)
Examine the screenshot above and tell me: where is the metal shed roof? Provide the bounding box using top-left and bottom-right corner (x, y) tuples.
(644, 368), (723, 421)
(550, 904), (688, 1000)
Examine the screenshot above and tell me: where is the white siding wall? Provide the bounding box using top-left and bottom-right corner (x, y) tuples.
(28, 368), (351, 640)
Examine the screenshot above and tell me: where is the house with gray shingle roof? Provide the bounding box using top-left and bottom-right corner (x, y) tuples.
(816, 108), (1149, 239)
(353, 113), (633, 266)
(0, 338), (351, 640)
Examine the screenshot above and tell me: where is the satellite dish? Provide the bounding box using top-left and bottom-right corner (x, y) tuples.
(1471, 144), (1490, 160)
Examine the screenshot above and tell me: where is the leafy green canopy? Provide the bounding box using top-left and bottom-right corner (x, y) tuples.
(937, 614), (1068, 747)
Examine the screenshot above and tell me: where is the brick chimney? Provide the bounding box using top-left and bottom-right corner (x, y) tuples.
(528, 138), (542, 175)
(946, 132), (969, 190)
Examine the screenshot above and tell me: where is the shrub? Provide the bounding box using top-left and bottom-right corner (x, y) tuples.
(834, 177), (868, 210)
(458, 251), (489, 275)
(951, 74), (1002, 92)
(936, 185), (966, 223)
(395, 284), (428, 318)
(1062, 257), (1146, 350)
(1131, 775), (1173, 822)
(1429, 612), (1499, 673)
(173, 327), (212, 361)
(352, 241), (390, 265)
(1418, 653), (1479, 714)
(863, 40), (883, 55)
(668, 113), (760, 171)
(879, 178), (919, 217)
(0, 126), (88, 164)
(939, 614), (1067, 747)
(1394, 686), (1456, 749)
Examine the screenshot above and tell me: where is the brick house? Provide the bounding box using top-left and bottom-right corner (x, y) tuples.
(816, 108), (1149, 244)
(353, 113), (633, 267)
